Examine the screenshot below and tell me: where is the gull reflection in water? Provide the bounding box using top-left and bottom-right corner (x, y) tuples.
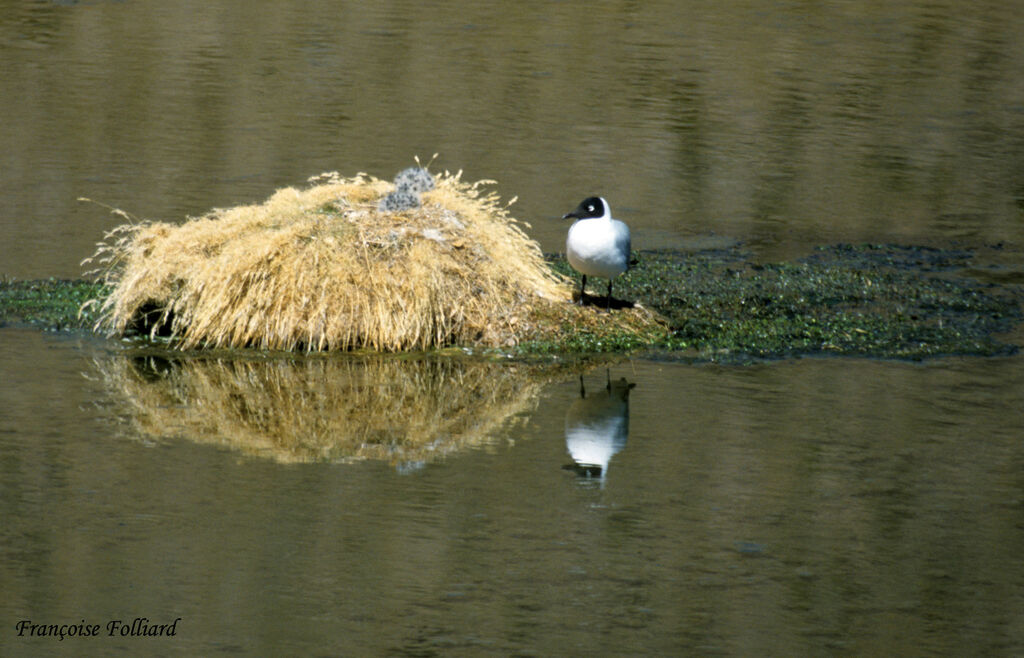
(563, 371), (635, 485)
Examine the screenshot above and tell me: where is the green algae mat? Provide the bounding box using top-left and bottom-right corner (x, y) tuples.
(597, 244), (1023, 361)
(3, 244), (1021, 362)
(0, 278), (107, 333)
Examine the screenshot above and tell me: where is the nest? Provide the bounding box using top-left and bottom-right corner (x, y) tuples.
(86, 171), (574, 351)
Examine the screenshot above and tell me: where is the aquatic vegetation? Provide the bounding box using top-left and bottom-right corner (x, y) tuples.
(0, 277), (107, 330)
(64, 164), (1014, 360)
(1, 231), (1019, 361)
(576, 244), (1023, 361)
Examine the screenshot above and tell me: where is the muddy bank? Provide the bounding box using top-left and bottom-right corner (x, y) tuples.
(2, 244), (1021, 361)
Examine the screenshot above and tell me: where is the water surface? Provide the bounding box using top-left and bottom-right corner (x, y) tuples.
(3, 330), (1024, 655)
(2, 1), (1024, 277)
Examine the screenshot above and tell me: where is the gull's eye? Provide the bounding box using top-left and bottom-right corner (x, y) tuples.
(588, 205), (595, 213)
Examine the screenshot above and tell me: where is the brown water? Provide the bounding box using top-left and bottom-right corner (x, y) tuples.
(3, 330), (1024, 655)
(3, 1), (1024, 277)
(3, 1), (1024, 655)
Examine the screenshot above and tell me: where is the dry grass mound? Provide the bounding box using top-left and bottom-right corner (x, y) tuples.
(93, 353), (564, 464)
(86, 170), (578, 351)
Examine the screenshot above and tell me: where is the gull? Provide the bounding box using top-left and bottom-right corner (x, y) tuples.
(378, 167), (436, 213)
(562, 196), (631, 308)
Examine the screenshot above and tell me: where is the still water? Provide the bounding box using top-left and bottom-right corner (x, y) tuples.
(2, 0), (1024, 655)
(3, 330), (1023, 655)
(3, 0), (1024, 277)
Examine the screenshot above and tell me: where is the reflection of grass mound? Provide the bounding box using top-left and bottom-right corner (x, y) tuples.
(87, 171), (663, 351)
(96, 353), (565, 464)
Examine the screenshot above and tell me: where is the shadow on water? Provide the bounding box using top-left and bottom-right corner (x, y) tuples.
(92, 351), (572, 466)
(563, 370), (635, 486)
